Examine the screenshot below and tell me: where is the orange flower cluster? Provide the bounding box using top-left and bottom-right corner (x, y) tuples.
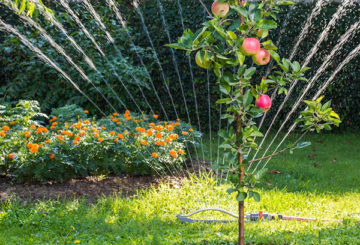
(27, 143), (40, 153)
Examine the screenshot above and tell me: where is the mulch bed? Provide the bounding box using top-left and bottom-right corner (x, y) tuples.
(0, 160), (211, 203)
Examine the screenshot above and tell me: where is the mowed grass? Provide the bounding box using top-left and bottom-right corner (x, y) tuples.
(1, 133), (360, 244)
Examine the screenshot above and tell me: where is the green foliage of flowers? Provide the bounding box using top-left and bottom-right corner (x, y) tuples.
(0, 100), (200, 182)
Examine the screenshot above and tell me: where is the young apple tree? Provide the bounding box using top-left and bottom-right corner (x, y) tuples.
(167, 0), (341, 244)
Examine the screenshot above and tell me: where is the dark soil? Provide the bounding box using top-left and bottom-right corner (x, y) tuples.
(0, 160), (211, 203)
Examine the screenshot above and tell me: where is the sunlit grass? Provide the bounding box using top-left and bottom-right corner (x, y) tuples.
(0, 133), (359, 244)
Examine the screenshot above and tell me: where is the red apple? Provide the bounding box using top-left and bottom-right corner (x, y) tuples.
(256, 94), (272, 112)
(252, 48), (270, 65)
(241, 37), (261, 56)
(211, 1), (229, 17)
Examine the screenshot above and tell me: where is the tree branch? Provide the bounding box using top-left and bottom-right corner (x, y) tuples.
(199, 0), (213, 18)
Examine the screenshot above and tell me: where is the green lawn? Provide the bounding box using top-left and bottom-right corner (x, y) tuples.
(1, 133), (360, 244)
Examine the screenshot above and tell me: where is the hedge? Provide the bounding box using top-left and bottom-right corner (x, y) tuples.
(0, 0), (359, 132)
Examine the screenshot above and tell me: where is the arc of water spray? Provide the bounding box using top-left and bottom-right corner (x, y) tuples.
(0, 19), (106, 116)
(106, 0), (169, 120)
(156, 0), (191, 124)
(249, 0), (354, 169)
(5, 4), (121, 114)
(175, 0), (203, 163)
(56, 0), (132, 111)
(78, 0), (189, 176)
(260, 42), (360, 171)
(133, 0), (179, 119)
(81, 0), (155, 115)
(251, 20), (360, 172)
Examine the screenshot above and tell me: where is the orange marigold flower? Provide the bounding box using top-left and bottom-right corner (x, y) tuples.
(155, 132), (162, 139)
(149, 123), (155, 127)
(155, 125), (163, 131)
(146, 129), (153, 136)
(169, 150), (177, 158)
(10, 121), (15, 126)
(39, 144), (44, 148)
(153, 114), (159, 119)
(24, 131), (31, 138)
(94, 133), (99, 138)
(84, 110), (89, 114)
(155, 141), (161, 146)
(8, 153), (15, 159)
(30, 125), (36, 130)
(152, 152), (158, 158)
(176, 118), (180, 121)
(125, 116), (132, 121)
(0, 131), (6, 137)
(79, 132), (86, 136)
(182, 131), (188, 136)
(178, 149), (185, 155)
(125, 110), (130, 115)
(73, 141), (79, 145)
(117, 133), (124, 139)
(45, 139), (51, 144)
(136, 127), (145, 133)
(50, 126), (56, 130)
(166, 125), (174, 131)
(109, 131), (116, 136)
(110, 115), (114, 119)
(29, 144), (39, 153)
(85, 120), (90, 125)
(166, 138), (172, 143)
(116, 122), (121, 125)
(140, 140), (148, 146)
(82, 127), (88, 131)
(2, 126), (10, 131)
(27, 143), (33, 148)
(49, 153), (55, 159)
(102, 126), (106, 130)
(114, 138), (119, 143)
(52, 122), (58, 126)
(56, 135), (64, 141)
(188, 128), (194, 132)
(170, 134), (178, 140)
(160, 141), (166, 146)
(113, 112), (118, 116)
(175, 122), (180, 126)
(74, 136), (81, 141)
(97, 137), (104, 142)
(36, 128), (43, 134)
(52, 116), (57, 120)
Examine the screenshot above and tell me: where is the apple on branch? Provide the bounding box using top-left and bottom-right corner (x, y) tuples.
(252, 48), (271, 66)
(241, 38), (261, 56)
(211, 1), (229, 17)
(256, 94), (272, 112)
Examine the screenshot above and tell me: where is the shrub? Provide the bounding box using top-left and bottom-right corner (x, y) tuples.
(0, 100), (200, 182)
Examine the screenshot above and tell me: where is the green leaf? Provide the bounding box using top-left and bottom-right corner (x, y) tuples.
(227, 188), (237, 194)
(237, 192), (247, 201)
(249, 191), (261, 202)
(296, 141), (311, 149)
(244, 67), (256, 78)
(19, 0), (26, 14)
(261, 40), (277, 50)
(269, 50), (280, 64)
(227, 31), (237, 40)
(216, 98), (232, 104)
(255, 19), (278, 30)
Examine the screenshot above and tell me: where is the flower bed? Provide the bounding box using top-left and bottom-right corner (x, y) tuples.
(0, 101), (200, 182)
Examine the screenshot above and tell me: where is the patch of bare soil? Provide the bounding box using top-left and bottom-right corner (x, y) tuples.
(0, 160), (211, 203)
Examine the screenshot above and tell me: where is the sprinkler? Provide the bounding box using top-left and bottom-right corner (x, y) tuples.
(176, 208), (343, 224)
